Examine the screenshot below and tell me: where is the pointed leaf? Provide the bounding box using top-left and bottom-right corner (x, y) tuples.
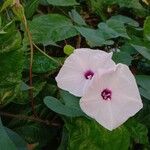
(29, 14), (78, 45)
(0, 119), (17, 150)
(66, 117), (130, 150)
(47, 0), (78, 6)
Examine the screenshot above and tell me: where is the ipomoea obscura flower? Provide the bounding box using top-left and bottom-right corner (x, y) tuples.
(55, 48), (115, 97)
(80, 64), (143, 131)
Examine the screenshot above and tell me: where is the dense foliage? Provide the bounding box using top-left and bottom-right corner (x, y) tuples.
(0, 0), (150, 149)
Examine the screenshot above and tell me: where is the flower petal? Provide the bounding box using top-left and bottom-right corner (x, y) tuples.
(75, 48), (115, 71)
(55, 65), (85, 96)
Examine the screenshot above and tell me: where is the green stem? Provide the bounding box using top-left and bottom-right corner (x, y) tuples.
(33, 43), (62, 66)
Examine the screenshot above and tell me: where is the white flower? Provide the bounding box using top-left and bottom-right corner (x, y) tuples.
(80, 64), (143, 131)
(56, 48), (115, 97)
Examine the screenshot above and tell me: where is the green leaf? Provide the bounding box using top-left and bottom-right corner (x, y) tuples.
(116, 0), (147, 16)
(0, 24), (24, 104)
(20, 82), (30, 91)
(0, 16), (1, 27)
(0, 20), (13, 35)
(87, 0), (147, 18)
(39, 0), (49, 5)
(5, 127), (28, 150)
(76, 15), (135, 47)
(25, 0), (40, 18)
(44, 91), (84, 117)
(104, 19), (130, 39)
(136, 75), (150, 100)
(0, 119), (17, 150)
(97, 15), (138, 40)
(137, 59), (150, 73)
(86, 0), (107, 20)
(25, 52), (61, 73)
(138, 104), (150, 128)
(131, 41), (150, 60)
(0, 29), (21, 53)
(47, 0), (78, 6)
(44, 96), (70, 116)
(14, 122), (53, 145)
(15, 81), (46, 104)
(44, 96), (83, 117)
(66, 117), (130, 150)
(0, 48), (24, 104)
(29, 14), (78, 45)
(97, 23), (120, 39)
(112, 51), (133, 66)
(144, 16), (150, 41)
(60, 90), (81, 108)
(75, 26), (114, 47)
(110, 15), (139, 27)
(58, 127), (68, 150)
(69, 9), (87, 26)
(139, 87), (150, 100)
(125, 119), (149, 145)
(136, 75), (150, 90)
(1, 0), (14, 11)
(63, 44), (75, 55)
(120, 43), (136, 55)
(117, 0), (143, 8)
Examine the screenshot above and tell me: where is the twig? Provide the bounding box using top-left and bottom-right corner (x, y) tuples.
(13, 0), (37, 117)
(76, 35), (81, 48)
(22, 15), (36, 117)
(0, 112), (60, 127)
(12, 0), (36, 117)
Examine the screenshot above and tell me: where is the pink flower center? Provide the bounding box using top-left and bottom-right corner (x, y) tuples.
(101, 89), (112, 100)
(84, 70), (94, 80)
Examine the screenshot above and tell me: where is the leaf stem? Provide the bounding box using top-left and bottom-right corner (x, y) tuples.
(33, 42), (62, 65)
(0, 111), (60, 127)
